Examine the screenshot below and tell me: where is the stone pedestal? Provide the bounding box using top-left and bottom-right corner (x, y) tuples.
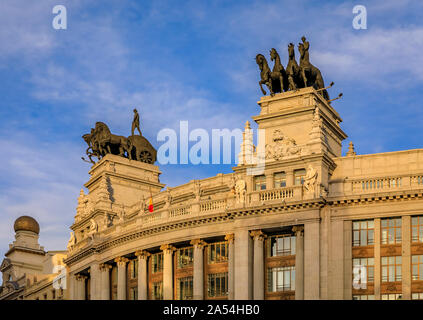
(84, 154), (165, 208)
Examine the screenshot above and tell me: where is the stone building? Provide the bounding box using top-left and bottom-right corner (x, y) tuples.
(0, 216), (67, 300)
(7, 87), (423, 300)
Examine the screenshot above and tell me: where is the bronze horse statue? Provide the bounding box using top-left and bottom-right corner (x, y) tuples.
(286, 43), (303, 91)
(298, 42), (329, 100)
(256, 49), (288, 96)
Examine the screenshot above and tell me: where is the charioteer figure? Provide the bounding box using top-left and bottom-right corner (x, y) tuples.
(131, 108), (142, 136)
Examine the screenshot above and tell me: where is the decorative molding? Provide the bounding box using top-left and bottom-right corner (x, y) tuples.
(160, 244), (176, 254)
(114, 257), (129, 265)
(224, 233), (234, 243)
(190, 239), (207, 249)
(250, 230), (267, 241)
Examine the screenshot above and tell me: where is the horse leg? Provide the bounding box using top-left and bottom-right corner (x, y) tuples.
(279, 75), (284, 92)
(301, 68), (308, 87)
(259, 81), (267, 96)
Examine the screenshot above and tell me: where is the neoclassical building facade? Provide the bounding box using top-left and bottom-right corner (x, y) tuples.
(46, 88), (423, 300)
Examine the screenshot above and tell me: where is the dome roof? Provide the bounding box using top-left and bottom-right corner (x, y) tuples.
(14, 216), (40, 234)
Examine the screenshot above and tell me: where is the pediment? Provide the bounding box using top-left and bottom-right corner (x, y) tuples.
(0, 258), (11, 272)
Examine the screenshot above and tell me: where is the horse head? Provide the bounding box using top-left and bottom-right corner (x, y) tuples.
(82, 133), (92, 146)
(288, 43), (296, 59)
(270, 48), (278, 62)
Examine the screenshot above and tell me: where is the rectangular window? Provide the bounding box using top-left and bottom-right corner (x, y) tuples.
(381, 218), (402, 244)
(130, 287), (138, 300)
(254, 175), (266, 191)
(208, 242), (228, 264)
(274, 172), (286, 188)
(412, 255), (423, 281)
(267, 235), (296, 257)
(267, 266), (295, 292)
(381, 256), (402, 282)
(353, 257), (375, 283)
(152, 253), (163, 273)
(412, 293), (423, 300)
(151, 281), (163, 300)
(352, 295), (375, 300)
(130, 259), (138, 279)
(352, 220), (374, 247)
(207, 273), (228, 298)
(176, 276), (193, 300)
(177, 247), (194, 269)
(294, 169), (306, 186)
(381, 294), (402, 300)
(412, 216), (423, 243)
(52, 290), (56, 300)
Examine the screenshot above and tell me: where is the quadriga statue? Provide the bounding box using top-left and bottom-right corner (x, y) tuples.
(82, 111), (157, 165)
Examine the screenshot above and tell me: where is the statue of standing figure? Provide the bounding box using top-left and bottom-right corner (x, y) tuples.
(132, 108), (142, 136)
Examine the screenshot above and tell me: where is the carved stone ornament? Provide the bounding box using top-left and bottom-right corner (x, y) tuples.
(87, 218), (98, 240)
(67, 231), (76, 252)
(303, 164), (318, 193)
(265, 129), (302, 161)
(234, 179), (247, 204)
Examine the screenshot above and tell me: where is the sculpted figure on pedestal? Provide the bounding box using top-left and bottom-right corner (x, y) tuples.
(67, 231), (76, 252)
(303, 165), (318, 193)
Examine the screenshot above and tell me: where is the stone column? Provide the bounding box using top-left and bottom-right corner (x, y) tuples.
(114, 257), (129, 300)
(292, 226), (304, 300)
(225, 234), (235, 300)
(250, 230), (266, 300)
(304, 221), (320, 299)
(161, 244), (175, 300)
(234, 229), (253, 299)
(75, 274), (87, 300)
(190, 239), (207, 300)
(343, 220), (353, 300)
(69, 273), (76, 300)
(402, 216), (411, 300)
(99, 263), (112, 300)
(135, 250), (150, 300)
(374, 218), (381, 300)
(89, 264), (100, 300)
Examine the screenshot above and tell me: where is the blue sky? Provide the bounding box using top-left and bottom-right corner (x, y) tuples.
(0, 0), (422, 255)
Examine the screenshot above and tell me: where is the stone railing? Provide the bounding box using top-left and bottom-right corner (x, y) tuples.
(169, 205), (192, 218)
(200, 199), (227, 212)
(338, 174), (423, 196)
(249, 186), (302, 204)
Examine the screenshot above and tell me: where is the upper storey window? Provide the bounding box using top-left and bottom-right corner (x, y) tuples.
(152, 253), (163, 273)
(381, 218), (402, 244)
(274, 172), (286, 188)
(254, 175), (266, 191)
(294, 169), (306, 186)
(352, 220), (374, 247)
(412, 216), (423, 243)
(208, 241), (228, 264)
(267, 235), (296, 257)
(177, 247), (193, 269)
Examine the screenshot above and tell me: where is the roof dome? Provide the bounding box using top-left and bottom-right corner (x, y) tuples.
(14, 216), (40, 234)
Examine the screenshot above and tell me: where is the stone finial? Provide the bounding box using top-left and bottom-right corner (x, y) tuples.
(346, 141), (356, 156)
(238, 120), (255, 166)
(245, 121), (251, 130)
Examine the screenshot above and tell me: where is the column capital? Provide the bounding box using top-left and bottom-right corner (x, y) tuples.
(292, 225), (304, 236)
(190, 239), (207, 249)
(99, 263), (112, 271)
(75, 274), (88, 281)
(250, 230), (267, 241)
(135, 250), (151, 259)
(160, 244), (176, 254)
(114, 257), (129, 266)
(224, 233), (235, 243)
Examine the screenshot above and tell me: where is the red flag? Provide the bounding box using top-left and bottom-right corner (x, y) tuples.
(148, 187), (154, 212)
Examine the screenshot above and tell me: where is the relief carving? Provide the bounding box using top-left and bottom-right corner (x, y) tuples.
(265, 129), (302, 161)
